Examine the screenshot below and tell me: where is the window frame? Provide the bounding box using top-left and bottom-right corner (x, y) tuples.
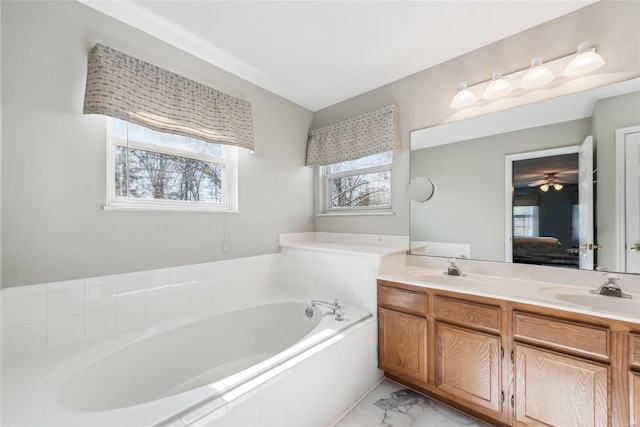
(105, 118), (238, 213)
(320, 152), (393, 215)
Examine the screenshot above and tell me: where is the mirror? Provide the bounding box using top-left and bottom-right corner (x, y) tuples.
(407, 177), (436, 202)
(410, 77), (640, 274)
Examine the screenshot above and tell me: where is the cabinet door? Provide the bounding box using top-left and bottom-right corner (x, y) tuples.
(631, 371), (640, 427)
(434, 322), (502, 413)
(514, 344), (609, 427)
(378, 307), (427, 384)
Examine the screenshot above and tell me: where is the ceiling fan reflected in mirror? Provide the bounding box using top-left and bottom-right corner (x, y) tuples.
(527, 172), (565, 192)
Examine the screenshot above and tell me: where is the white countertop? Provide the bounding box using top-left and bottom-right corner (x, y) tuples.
(379, 267), (640, 325)
(279, 231), (409, 256)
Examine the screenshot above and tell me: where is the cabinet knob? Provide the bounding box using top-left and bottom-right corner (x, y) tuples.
(630, 243), (640, 252)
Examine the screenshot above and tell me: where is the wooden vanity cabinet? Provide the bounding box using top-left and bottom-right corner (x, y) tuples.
(512, 312), (610, 427)
(377, 281), (510, 425)
(377, 279), (639, 427)
(630, 334), (640, 425)
(434, 296), (504, 416)
(378, 285), (428, 385)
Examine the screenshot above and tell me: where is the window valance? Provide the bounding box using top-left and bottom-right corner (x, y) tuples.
(306, 104), (401, 166)
(83, 44), (255, 151)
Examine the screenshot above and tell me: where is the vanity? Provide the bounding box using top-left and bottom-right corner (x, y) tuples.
(377, 264), (640, 427)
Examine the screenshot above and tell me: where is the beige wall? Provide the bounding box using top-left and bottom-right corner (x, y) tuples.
(1, 1), (314, 287)
(312, 1), (640, 238)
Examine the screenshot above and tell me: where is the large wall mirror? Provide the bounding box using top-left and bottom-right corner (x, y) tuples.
(410, 77), (640, 275)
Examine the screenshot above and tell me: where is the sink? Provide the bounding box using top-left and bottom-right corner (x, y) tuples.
(541, 287), (640, 318)
(410, 274), (484, 288)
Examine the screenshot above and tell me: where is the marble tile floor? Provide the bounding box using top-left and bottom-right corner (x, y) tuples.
(335, 379), (492, 427)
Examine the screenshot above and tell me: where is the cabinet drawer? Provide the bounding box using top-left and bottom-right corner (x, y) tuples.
(435, 296), (500, 334)
(379, 285), (427, 316)
(631, 334), (640, 369)
(514, 312), (609, 360)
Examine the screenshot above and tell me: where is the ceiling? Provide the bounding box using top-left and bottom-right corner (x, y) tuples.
(513, 154), (579, 188)
(78, 1), (596, 112)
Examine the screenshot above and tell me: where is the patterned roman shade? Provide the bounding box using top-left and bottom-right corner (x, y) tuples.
(306, 104), (401, 166)
(83, 44), (255, 151)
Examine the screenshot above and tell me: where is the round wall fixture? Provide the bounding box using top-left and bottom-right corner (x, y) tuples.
(407, 177), (435, 202)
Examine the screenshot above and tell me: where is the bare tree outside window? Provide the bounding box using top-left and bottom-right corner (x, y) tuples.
(325, 151), (392, 210)
(109, 118), (233, 210)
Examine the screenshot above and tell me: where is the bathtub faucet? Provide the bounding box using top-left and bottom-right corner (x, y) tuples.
(311, 299), (344, 321)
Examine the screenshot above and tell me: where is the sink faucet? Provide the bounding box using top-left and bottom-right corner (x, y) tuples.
(589, 273), (632, 299)
(310, 299), (344, 321)
(446, 258), (466, 277)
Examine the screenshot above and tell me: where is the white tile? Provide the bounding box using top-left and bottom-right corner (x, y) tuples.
(171, 287), (192, 316)
(48, 314), (84, 347)
(117, 271), (146, 283)
(192, 283), (213, 312)
(85, 274), (118, 288)
(227, 388), (259, 422)
(48, 279), (84, 292)
(285, 375), (309, 416)
(48, 288), (85, 319)
(188, 404), (227, 427)
(162, 418), (186, 427)
(171, 266), (193, 287)
(146, 270), (171, 299)
(260, 371), (287, 399)
(117, 278), (146, 305)
(85, 308), (117, 338)
(85, 283), (116, 312)
(146, 296), (171, 324)
(259, 391), (288, 426)
(1, 293), (47, 328)
(182, 397), (227, 426)
(117, 301), (145, 331)
(1, 283), (47, 298)
(228, 406), (259, 427)
(1, 322), (47, 359)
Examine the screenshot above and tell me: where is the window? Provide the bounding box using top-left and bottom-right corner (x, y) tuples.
(322, 151), (392, 212)
(106, 118), (237, 212)
(513, 206), (539, 237)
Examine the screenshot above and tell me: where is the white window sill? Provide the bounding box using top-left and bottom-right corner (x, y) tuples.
(316, 211), (395, 217)
(103, 204), (241, 214)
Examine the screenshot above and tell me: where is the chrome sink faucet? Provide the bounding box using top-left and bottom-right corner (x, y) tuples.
(446, 258), (466, 277)
(310, 299), (344, 321)
(590, 273), (632, 299)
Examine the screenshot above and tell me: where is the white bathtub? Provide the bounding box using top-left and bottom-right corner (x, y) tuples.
(1, 300), (374, 426)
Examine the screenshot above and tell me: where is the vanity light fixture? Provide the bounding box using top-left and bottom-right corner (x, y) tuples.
(521, 57), (555, 89)
(483, 71), (513, 100)
(449, 41), (607, 111)
(563, 41), (606, 77)
(450, 82), (477, 108)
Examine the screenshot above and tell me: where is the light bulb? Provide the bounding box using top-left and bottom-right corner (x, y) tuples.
(521, 57), (554, 89)
(483, 71), (513, 100)
(553, 183), (563, 191)
(450, 82), (477, 109)
(540, 184), (549, 192)
(563, 41), (605, 77)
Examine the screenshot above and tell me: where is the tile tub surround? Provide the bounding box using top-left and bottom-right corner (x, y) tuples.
(0, 254), (281, 360)
(336, 379), (491, 427)
(279, 232), (409, 315)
